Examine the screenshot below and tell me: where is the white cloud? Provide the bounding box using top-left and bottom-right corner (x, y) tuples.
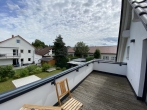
(0, 0), (121, 46)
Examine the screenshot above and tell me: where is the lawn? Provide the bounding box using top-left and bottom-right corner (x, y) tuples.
(36, 70), (62, 78)
(0, 70), (62, 94)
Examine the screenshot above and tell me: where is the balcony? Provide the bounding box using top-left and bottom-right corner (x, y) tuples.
(65, 72), (147, 110)
(0, 53), (21, 59)
(0, 60), (147, 110)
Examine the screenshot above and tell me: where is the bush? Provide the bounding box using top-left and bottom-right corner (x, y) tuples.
(0, 77), (9, 82)
(32, 67), (42, 74)
(26, 65), (37, 72)
(86, 56), (94, 61)
(42, 63), (51, 72)
(62, 67), (66, 71)
(70, 56), (78, 60)
(13, 74), (20, 79)
(0, 65), (15, 81)
(20, 68), (29, 77)
(29, 72), (34, 75)
(56, 67), (61, 70)
(55, 57), (69, 68)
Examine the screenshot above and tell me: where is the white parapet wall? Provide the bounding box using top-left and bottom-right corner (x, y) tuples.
(0, 63), (94, 110)
(93, 62), (127, 76)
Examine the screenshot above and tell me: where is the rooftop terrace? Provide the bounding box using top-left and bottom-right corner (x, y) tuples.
(66, 71), (147, 110)
(0, 60), (147, 110)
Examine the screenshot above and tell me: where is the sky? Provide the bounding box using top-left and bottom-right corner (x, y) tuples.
(0, 0), (121, 46)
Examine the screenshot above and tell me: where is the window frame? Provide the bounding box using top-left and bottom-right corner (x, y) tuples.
(103, 56), (109, 60)
(20, 50), (24, 53)
(28, 50), (31, 53)
(126, 46), (130, 60)
(16, 40), (20, 43)
(28, 58), (31, 61)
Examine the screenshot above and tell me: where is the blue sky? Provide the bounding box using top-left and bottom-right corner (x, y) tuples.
(0, 0), (121, 46)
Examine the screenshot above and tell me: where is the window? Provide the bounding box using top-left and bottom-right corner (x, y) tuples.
(16, 40), (20, 43)
(28, 50), (31, 53)
(127, 46), (130, 59)
(28, 58), (31, 61)
(111, 57), (116, 61)
(20, 50), (23, 53)
(21, 59), (24, 62)
(103, 56), (109, 60)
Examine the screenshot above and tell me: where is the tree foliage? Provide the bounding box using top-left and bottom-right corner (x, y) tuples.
(53, 35), (68, 68)
(94, 49), (101, 58)
(74, 42), (89, 57)
(32, 39), (48, 48)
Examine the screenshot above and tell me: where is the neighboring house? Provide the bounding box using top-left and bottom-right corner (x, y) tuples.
(35, 47), (55, 65)
(0, 35), (42, 66)
(68, 46), (117, 61)
(117, 0), (147, 103)
(35, 47), (54, 57)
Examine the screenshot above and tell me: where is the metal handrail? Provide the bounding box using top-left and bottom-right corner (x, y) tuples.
(0, 53), (21, 58)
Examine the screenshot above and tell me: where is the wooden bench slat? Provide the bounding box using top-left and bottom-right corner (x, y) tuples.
(20, 104), (61, 110)
(75, 103), (83, 110)
(68, 99), (80, 110)
(61, 98), (74, 108)
(65, 99), (79, 110)
(70, 101), (81, 110)
(62, 98), (76, 109)
(71, 102), (83, 110)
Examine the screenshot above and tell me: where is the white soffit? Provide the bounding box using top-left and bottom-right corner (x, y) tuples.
(122, 30), (130, 38)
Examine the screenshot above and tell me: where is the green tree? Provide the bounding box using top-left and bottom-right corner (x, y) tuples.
(94, 49), (101, 58)
(32, 39), (48, 48)
(74, 42), (89, 58)
(53, 35), (68, 68)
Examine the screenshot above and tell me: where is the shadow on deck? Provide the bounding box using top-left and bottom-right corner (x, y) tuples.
(66, 71), (147, 110)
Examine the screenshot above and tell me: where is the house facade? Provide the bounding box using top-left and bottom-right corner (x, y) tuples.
(0, 35), (42, 66)
(68, 46), (117, 61)
(117, 0), (147, 103)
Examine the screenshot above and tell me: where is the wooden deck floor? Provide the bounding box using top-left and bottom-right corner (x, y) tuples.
(65, 71), (147, 110)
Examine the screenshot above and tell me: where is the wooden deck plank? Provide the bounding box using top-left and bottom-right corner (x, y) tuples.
(63, 72), (147, 110)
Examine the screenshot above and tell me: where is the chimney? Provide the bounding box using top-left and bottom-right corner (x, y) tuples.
(12, 35), (14, 38)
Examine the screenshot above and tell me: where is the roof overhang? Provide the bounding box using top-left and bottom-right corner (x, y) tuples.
(116, 0), (132, 62)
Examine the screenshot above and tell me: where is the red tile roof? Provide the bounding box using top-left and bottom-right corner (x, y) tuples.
(68, 46), (117, 54)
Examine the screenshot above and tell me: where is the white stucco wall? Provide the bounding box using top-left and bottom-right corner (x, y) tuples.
(0, 59), (12, 65)
(0, 36), (35, 64)
(122, 20), (147, 97)
(93, 62), (127, 76)
(34, 54), (42, 64)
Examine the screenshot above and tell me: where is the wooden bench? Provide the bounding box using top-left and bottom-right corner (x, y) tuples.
(55, 78), (83, 110)
(20, 104), (61, 110)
